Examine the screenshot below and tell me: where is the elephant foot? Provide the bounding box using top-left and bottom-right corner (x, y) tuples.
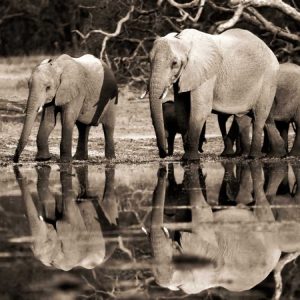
(60, 156), (72, 163)
(248, 151), (264, 159)
(73, 152), (88, 160)
(35, 154), (51, 162)
(13, 154), (19, 163)
(181, 151), (200, 161)
(267, 152), (287, 158)
(159, 149), (168, 159)
(288, 150), (300, 157)
(220, 150), (235, 157)
(235, 150), (250, 157)
(105, 152), (116, 160)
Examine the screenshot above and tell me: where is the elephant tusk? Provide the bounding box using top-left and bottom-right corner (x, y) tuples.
(159, 87), (169, 100)
(37, 106), (43, 113)
(39, 215), (44, 221)
(140, 90), (148, 99)
(162, 226), (170, 238)
(141, 226), (149, 236)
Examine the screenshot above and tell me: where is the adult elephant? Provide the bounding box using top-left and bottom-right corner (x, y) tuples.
(13, 54), (118, 163)
(149, 28), (285, 160)
(150, 162), (300, 294)
(218, 63), (300, 157)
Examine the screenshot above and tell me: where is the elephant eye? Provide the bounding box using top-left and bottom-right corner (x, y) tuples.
(46, 86), (51, 91)
(171, 60), (178, 68)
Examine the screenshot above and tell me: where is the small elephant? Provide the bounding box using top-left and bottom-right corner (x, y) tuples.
(14, 164), (118, 271)
(13, 54), (118, 163)
(163, 100), (206, 155)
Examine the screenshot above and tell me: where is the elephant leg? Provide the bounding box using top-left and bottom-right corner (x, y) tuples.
(182, 83), (213, 161)
(101, 102), (116, 159)
(265, 119), (287, 157)
(219, 114), (235, 157)
(75, 165), (89, 197)
(235, 164), (253, 205)
(36, 165), (56, 222)
(278, 121), (289, 153)
(289, 120), (300, 156)
(74, 122), (91, 160)
(264, 162), (288, 197)
(99, 165), (118, 225)
(36, 105), (57, 161)
(167, 131), (176, 156)
(60, 108), (76, 162)
(250, 83), (286, 158)
(261, 127), (270, 154)
(235, 115), (251, 156)
(102, 124), (116, 159)
(198, 122), (206, 153)
(250, 161), (275, 222)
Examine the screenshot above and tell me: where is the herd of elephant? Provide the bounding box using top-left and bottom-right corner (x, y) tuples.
(12, 28), (300, 163)
(14, 161), (300, 294)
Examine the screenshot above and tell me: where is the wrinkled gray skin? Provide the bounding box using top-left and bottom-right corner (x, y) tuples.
(163, 100), (206, 155)
(14, 164), (118, 271)
(13, 54), (118, 163)
(267, 63), (300, 156)
(219, 63), (300, 157)
(150, 162), (300, 294)
(149, 28), (285, 160)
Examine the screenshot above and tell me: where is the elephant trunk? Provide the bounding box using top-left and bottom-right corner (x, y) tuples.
(150, 171), (174, 287)
(149, 70), (168, 158)
(13, 92), (40, 162)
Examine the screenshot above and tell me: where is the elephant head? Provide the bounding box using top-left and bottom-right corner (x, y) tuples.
(148, 29), (222, 157)
(13, 54), (90, 162)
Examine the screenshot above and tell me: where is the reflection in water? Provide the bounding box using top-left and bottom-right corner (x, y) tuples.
(150, 162), (300, 295)
(14, 164), (118, 271)
(2, 161), (300, 298)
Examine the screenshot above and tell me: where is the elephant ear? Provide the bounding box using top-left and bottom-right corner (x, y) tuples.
(178, 29), (222, 93)
(55, 59), (86, 106)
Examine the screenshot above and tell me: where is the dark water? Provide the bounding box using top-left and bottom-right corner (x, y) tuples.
(1, 161), (300, 299)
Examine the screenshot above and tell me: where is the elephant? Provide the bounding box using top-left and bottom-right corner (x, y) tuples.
(216, 63), (300, 157)
(13, 54), (118, 163)
(150, 162), (300, 295)
(148, 28), (286, 160)
(14, 164), (118, 271)
(162, 100), (206, 155)
(265, 63), (300, 156)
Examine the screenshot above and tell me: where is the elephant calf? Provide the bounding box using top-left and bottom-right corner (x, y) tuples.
(163, 100), (206, 155)
(13, 54), (118, 163)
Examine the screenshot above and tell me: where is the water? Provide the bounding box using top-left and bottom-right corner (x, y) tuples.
(1, 161), (300, 299)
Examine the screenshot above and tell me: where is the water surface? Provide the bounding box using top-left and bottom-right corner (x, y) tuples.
(1, 161), (300, 299)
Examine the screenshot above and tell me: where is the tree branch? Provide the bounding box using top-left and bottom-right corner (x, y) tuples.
(246, 7), (300, 42)
(230, 0), (300, 22)
(73, 5), (135, 60)
(217, 3), (245, 32)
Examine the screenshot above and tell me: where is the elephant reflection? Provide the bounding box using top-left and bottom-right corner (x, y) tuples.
(14, 164), (118, 271)
(150, 162), (300, 294)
